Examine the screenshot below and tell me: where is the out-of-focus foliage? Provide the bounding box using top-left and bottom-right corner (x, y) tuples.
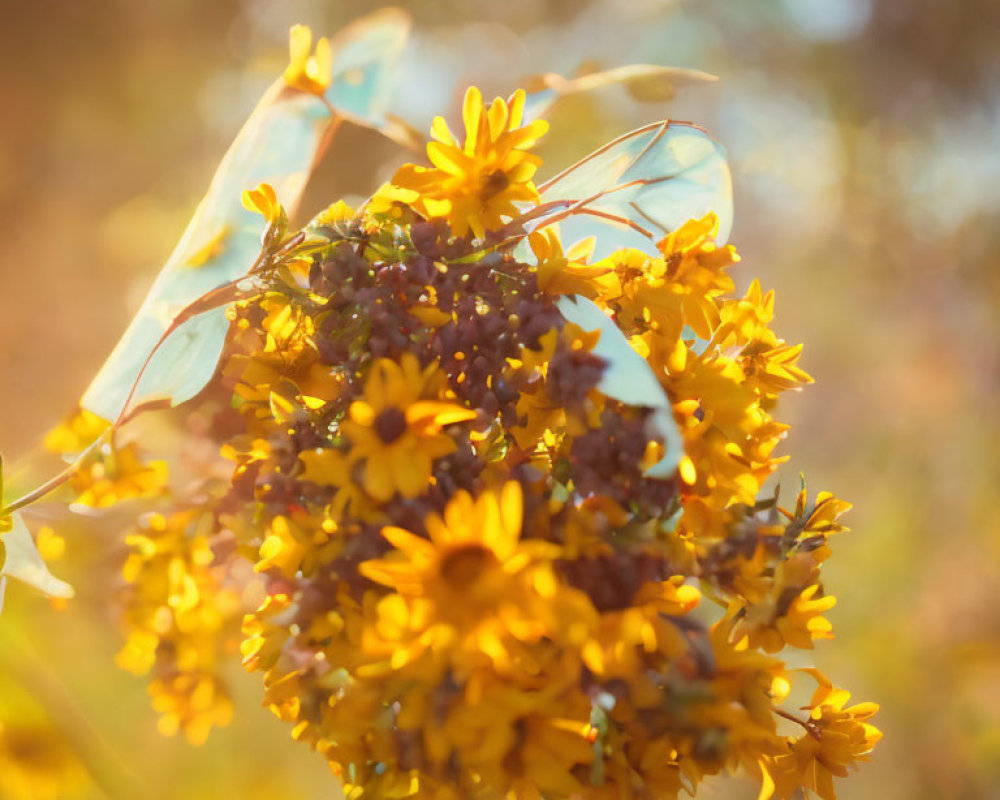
(0, 1), (997, 799)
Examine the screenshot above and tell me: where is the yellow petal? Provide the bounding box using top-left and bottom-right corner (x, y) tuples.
(349, 400), (376, 426)
(406, 400), (476, 430)
(462, 86), (483, 154)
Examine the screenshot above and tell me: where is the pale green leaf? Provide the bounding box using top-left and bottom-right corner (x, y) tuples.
(556, 295), (682, 477)
(537, 121), (733, 258)
(0, 512), (74, 599)
(523, 64), (718, 121)
(81, 10), (412, 423)
(324, 8), (411, 126)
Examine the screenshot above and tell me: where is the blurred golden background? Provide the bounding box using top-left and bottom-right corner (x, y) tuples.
(1, 1), (998, 798)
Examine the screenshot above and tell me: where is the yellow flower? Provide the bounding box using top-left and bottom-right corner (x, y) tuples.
(117, 510), (242, 743)
(783, 487), (852, 537)
(298, 447), (380, 521)
(341, 354), (476, 501)
(0, 721), (90, 800)
(734, 587), (836, 654)
(731, 551), (836, 653)
(255, 515), (307, 577)
(715, 280), (813, 396)
(361, 482), (524, 604)
(241, 182), (284, 226)
(600, 215), (736, 342)
(69, 441), (168, 508)
(254, 512), (339, 577)
(667, 347), (776, 508)
(581, 577), (699, 679)
(529, 226), (616, 299)
(283, 24), (332, 96)
(761, 672), (881, 800)
(386, 86), (549, 239)
(507, 328), (562, 450)
(359, 482), (579, 668)
(43, 407), (108, 455)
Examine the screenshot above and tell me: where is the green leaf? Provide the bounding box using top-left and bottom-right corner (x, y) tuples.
(80, 10), (412, 424)
(524, 120), (731, 478)
(81, 93), (326, 423)
(1, 453), (72, 600)
(556, 295), (682, 478)
(523, 64), (718, 121)
(0, 512), (74, 600)
(536, 121), (733, 259)
(324, 8), (411, 126)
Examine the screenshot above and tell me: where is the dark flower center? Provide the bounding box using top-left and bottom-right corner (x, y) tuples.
(374, 407), (408, 443)
(439, 543), (497, 588)
(479, 169), (510, 201)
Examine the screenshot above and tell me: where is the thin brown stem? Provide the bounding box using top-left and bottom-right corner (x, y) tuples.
(113, 275), (257, 428)
(774, 707), (821, 740)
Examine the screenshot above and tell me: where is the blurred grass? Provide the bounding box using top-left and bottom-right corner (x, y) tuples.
(1, 1), (998, 798)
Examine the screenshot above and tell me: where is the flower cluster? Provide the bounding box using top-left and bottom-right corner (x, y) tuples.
(115, 508), (242, 745)
(46, 82), (879, 799)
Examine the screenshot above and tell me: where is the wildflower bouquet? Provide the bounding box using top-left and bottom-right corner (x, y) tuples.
(0, 10), (879, 800)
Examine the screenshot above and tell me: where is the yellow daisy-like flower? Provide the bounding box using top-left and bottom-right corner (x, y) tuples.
(362, 481), (531, 604)
(283, 24), (332, 96)
(359, 482), (572, 669)
(341, 353), (477, 501)
(386, 86), (549, 239)
(148, 671), (234, 746)
(730, 551), (836, 653)
(309, 198), (355, 228)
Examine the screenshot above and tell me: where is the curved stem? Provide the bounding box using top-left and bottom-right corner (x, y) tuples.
(113, 274), (261, 428)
